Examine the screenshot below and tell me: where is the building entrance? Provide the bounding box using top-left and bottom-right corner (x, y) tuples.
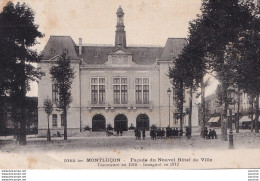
(136, 114), (150, 131)
(92, 114), (106, 132)
(114, 114), (128, 131)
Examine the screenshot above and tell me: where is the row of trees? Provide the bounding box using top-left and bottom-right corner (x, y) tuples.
(0, 2), (75, 144)
(168, 0), (260, 140)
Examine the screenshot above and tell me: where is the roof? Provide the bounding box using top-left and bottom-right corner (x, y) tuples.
(128, 47), (163, 65)
(76, 46), (114, 64)
(41, 36), (184, 65)
(41, 36), (79, 60)
(160, 38), (187, 61)
(76, 46), (163, 65)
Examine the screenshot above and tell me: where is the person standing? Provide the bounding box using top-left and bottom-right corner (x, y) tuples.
(142, 129), (146, 140)
(204, 127), (208, 139)
(134, 129), (138, 140)
(138, 130), (141, 140)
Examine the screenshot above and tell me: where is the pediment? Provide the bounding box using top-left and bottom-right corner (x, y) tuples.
(107, 47), (133, 55)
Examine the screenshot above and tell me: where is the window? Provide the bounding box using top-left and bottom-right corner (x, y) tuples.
(135, 78), (150, 104)
(52, 84), (59, 102)
(52, 114), (57, 127)
(113, 77), (128, 104)
(91, 78), (106, 104)
(61, 114), (65, 126)
(135, 85), (142, 104)
(113, 85), (120, 104)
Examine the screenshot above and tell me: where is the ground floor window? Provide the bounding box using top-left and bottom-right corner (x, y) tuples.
(52, 114), (57, 127)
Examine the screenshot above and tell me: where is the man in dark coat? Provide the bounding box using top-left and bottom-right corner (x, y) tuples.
(134, 129), (138, 140)
(212, 129), (217, 139)
(138, 130), (141, 140)
(204, 127), (208, 139)
(142, 129), (146, 140)
(208, 129), (213, 139)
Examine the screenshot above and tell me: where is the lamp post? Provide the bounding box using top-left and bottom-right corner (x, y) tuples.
(167, 88), (172, 127)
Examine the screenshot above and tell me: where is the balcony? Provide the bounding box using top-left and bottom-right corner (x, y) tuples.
(134, 101), (153, 109)
(88, 101), (108, 108)
(111, 100), (130, 108)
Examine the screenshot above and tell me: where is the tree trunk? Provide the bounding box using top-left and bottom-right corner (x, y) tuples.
(19, 57), (27, 145)
(47, 115), (51, 141)
(200, 78), (206, 137)
(64, 109), (67, 140)
(255, 94), (259, 133)
(221, 83), (228, 141)
(251, 96), (254, 132)
(188, 85), (193, 136)
(179, 81), (184, 131)
(236, 89), (240, 133)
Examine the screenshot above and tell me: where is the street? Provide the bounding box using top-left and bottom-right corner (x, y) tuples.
(1, 129), (260, 152)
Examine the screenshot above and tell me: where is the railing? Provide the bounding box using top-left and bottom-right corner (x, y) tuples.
(87, 100), (153, 109)
(134, 101), (153, 108)
(88, 101), (108, 108)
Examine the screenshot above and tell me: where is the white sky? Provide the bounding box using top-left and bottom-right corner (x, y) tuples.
(0, 0), (218, 97)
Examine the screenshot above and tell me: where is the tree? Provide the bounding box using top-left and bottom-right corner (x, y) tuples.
(231, 1), (260, 133)
(0, 2), (44, 145)
(44, 98), (53, 141)
(168, 58), (185, 131)
(192, 0), (253, 140)
(50, 52), (75, 140)
(168, 17), (209, 136)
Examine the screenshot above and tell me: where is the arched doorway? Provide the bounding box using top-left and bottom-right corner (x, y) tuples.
(92, 114), (106, 132)
(114, 114), (128, 131)
(136, 114), (150, 131)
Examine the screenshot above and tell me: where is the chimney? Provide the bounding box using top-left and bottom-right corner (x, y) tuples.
(79, 38), (82, 56)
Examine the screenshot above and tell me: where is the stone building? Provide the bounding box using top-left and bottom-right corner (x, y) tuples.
(37, 6), (199, 136)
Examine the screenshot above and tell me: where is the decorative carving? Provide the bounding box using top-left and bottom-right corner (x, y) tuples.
(111, 55), (128, 64)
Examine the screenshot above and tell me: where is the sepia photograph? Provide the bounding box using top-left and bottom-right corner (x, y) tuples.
(0, 0), (260, 170)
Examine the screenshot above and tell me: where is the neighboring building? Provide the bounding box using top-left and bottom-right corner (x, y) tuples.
(0, 96), (38, 136)
(205, 88), (258, 128)
(37, 6), (199, 137)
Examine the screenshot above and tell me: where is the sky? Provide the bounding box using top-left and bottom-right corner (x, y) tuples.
(0, 0), (218, 97)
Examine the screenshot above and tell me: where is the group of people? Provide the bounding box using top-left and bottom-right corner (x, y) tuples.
(134, 127), (192, 140)
(134, 129), (146, 140)
(203, 127), (217, 139)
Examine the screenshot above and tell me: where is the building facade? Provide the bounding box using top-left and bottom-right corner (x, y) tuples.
(38, 6), (199, 136)
(205, 88), (258, 128)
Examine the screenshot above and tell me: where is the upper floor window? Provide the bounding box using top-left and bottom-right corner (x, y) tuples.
(52, 84), (59, 102)
(91, 78), (106, 104)
(135, 78), (149, 104)
(113, 77), (128, 104)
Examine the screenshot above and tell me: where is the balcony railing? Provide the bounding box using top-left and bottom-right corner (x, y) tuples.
(88, 101), (108, 108)
(134, 101), (153, 108)
(113, 100), (128, 105)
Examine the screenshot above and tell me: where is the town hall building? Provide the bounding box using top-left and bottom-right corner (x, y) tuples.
(37, 6), (199, 136)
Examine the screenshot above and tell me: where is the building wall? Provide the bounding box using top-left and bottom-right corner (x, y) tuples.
(38, 56), (199, 136)
(38, 59), (81, 137)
